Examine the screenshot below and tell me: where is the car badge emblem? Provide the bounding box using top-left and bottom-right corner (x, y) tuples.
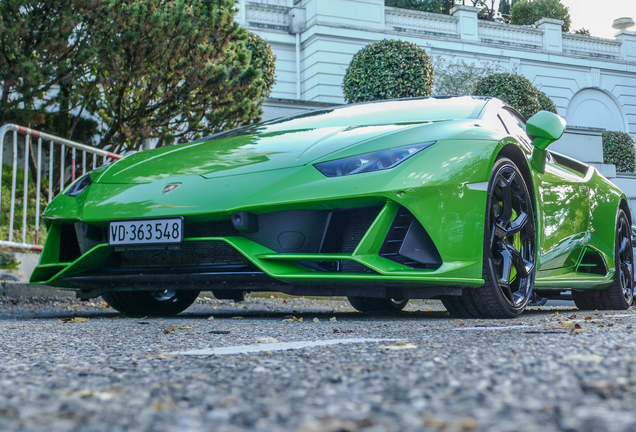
(162, 183), (181, 194)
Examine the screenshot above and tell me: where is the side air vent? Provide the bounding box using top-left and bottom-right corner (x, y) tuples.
(379, 206), (442, 270)
(576, 247), (607, 276)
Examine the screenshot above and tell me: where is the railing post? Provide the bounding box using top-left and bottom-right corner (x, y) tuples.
(450, 5), (481, 42)
(536, 18), (564, 52)
(615, 30), (636, 62)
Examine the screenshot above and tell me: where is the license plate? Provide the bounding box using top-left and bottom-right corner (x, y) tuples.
(108, 218), (183, 246)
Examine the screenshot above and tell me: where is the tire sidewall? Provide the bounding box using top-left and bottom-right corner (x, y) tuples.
(483, 157), (537, 316)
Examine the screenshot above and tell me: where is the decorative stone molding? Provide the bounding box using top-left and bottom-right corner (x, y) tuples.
(385, 7), (458, 38)
(479, 21), (543, 49)
(563, 33), (622, 58)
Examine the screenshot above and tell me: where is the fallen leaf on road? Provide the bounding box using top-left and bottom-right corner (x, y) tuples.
(163, 329), (175, 334)
(333, 329), (353, 334)
(170, 325), (193, 330)
(584, 316), (592, 320)
(313, 318), (320, 323)
(381, 343), (417, 350)
(329, 317), (337, 323)
(59, 317), (89, 323)
(560, 322), (574, 328)
(256, 337), (278, 343)
(207, 316), (215, 321)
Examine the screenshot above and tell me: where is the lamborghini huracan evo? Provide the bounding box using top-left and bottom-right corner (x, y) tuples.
(31, 96), (634, 318)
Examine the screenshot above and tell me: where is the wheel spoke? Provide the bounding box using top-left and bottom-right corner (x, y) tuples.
(498, 248), (513, 285)
(507, 212), (528, 237)
(621, 261), (633, 288)
(507, 244), (532, 278)
(498, 175), (513, 225)
(618, 237), (629, 255)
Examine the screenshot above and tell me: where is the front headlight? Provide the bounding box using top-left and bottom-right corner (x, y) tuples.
(65, 173), (93, 197)
(313, 142), (435, 177)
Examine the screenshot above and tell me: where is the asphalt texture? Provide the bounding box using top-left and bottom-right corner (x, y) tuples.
(2, 296), (636, 432)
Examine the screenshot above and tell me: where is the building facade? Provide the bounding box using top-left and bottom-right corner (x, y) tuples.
(236, 0), (636, 208)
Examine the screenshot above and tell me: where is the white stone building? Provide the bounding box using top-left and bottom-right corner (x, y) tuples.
(236, 0), (636, 207)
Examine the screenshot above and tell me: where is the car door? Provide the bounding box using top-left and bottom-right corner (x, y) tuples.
(498, 109), (590, 271)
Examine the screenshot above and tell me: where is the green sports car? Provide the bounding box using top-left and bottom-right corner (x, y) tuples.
(31, 96), (634, 318)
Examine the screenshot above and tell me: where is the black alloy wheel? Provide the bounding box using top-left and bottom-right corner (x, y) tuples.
(573, 209), (634, 310)
(442, 157), (536, 318)
(347, 296), (408, 313)
(101, 289), (200, 316)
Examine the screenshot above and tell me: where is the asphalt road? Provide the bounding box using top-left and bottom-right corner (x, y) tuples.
(2, 296), (636, 432)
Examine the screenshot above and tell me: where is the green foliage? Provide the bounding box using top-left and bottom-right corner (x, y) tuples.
(343, 39), (434, 104)
(0, 166), (48, 245)
(433, 56), (507, 96)
(472, 73), (544, 119)
(574, 28), (591, 36)
(602, 131), (636, 173)
(1, 0), (275, 152)
(385, 0), (444, 13)
(0, 254), (19, 271)
(510, 0), (571, 32)
(536, 90), (557, 114)
(498, 0), (517, 15)
(0, 0), (95, 127)
(85, 0), (273, 151)
(246, 32), (277, 98)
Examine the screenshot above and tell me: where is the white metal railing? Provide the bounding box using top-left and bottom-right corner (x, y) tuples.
(0, 124), (122, 252)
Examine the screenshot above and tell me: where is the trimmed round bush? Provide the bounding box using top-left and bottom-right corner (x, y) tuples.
(510, 0), (571, 32)
(246, 32), (276, 98)
(536, 90), (557, 114)
(473, 73), (542, 119)
(343, 39), (434, 104)
(385, 0), (443, 13)
(603, 131), (635, 173)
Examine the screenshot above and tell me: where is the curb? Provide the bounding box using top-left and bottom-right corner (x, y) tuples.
(0, 281), (74, 298)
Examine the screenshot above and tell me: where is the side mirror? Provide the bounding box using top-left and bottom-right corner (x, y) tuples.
(527, 111), (566, 172)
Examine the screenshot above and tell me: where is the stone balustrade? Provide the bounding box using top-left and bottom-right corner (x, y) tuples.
(562, 33), (622, 58)
(385, 7), (458, 38)
(479, 21), (543, 49)
(243, 1), (635, 61)
(245, 2), (291, 31)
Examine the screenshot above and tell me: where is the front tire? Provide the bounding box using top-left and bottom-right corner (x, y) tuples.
(102, 290), (200, 317)
(573, 208), (634, 310)
(442, 157), (536, 318)
(347, 297), (408, 313)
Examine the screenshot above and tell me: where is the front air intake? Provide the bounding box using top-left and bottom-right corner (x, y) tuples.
(379, 206), (441, 270)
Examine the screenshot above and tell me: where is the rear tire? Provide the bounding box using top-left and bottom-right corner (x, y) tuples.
(102, 290), (200, 317)
(347, 297), (408, 313)
(442, 157), (536, 318)
(573, 208), (634, 310)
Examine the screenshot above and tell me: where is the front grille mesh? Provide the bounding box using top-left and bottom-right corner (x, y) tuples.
(104, 242), (250, 270)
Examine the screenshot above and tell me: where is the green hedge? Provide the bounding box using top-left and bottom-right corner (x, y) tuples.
(246, 32), (276, 98)
(510, 0), (571, 32)
(472, 73), (545, 119)
(343, 39), (433, 103)
(603, 131), (636, 173)
(385, 0), (443, 13)
(536, 90), (557, 114)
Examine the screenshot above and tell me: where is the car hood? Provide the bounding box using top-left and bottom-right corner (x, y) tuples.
(94, 120), (481, 184)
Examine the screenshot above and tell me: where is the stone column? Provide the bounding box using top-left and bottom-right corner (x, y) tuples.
(615, 30), (636, 62)
(450, 5), (481, 42)
(536, 18), (564, 52)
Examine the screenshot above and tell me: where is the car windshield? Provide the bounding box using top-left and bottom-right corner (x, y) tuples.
(264, 96), (487, 130)
(195, 96), (488, 143)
